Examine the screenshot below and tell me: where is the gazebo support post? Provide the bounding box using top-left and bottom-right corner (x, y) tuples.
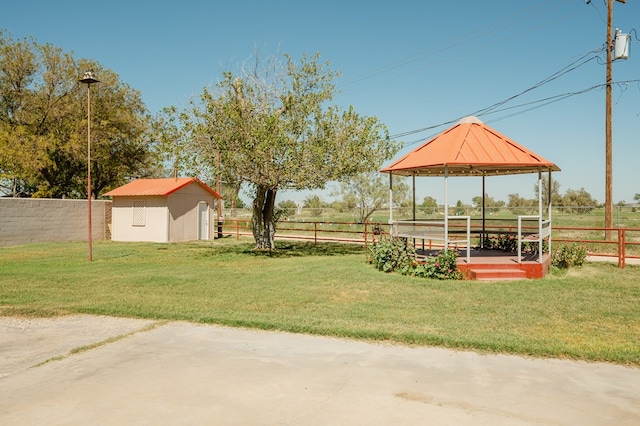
(548, 169), (553, 257)
(482, 174), (486, 249)
(412, 173), (417, 249)
(412, 174), (416, 221)
(388, 172), (393, 225)
(538, 170), (543, 260)
(444, 166), (449, 252)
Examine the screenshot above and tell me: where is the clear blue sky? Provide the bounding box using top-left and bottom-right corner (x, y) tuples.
(3, 0), (639, 205)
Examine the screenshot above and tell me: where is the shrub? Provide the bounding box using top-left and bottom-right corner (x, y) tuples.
(413, 249), (463, 280)
(483, 234), (548, 254)
(483, 234), (517, 252)
(367, 237), (416, 274)
(368, 238), (462, 280)
(552, 243), (587, 269)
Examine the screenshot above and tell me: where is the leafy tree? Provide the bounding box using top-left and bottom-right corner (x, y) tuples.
(152, 107), (218, 210)
(151, 106), (244, 211)
(331, 195), (356, 213)
(151, 106), (196, 178)
(277, 199), (297, 210)
(471, 196), (483, 210)
(303, 194), (325, 209)
(420, 196), (438, 214)
(471, 193), (505, 212)
(0, 30), (154, 198)
(230, 194), (246, 209)
(561, 188), (597, 214)
(88, 70), (158, 197)
(335, 171), (408, 223)
(275, 199), (297, 219)
(534, 177), (562, 206)
(634, 193), (640, 203)
(507, 193), (536, 214)
(184, 52), (399, 249)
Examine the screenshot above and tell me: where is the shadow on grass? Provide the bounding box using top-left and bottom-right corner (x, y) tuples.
(262, 241), (366, 257)
(191, 240), (366, 258)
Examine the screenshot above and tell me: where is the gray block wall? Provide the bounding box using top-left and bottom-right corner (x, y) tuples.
(0, 198), (112, 247)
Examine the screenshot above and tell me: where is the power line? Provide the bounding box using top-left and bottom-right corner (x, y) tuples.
(392, 79), (640, 148)
(473, 49), (602, 116)
(587, 0), (608, 25)
(389, 47), (605, 139)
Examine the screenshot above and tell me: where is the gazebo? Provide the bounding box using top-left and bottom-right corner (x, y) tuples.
(380, 116), (560, 279)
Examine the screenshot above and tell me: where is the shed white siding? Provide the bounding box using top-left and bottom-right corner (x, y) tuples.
(111, 196), (168, 242)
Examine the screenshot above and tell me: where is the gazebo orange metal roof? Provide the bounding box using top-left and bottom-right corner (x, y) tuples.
(381, 116), (560, 176)
(104, 177), (221, 198)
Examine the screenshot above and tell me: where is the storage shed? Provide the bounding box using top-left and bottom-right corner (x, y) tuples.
(104, 177), (222, 242)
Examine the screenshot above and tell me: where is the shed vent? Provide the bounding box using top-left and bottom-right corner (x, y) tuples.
(132, 200), (146, 226)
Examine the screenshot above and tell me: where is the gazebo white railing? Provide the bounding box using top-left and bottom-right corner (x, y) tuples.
(517, 216), (551, 263)
(516, 170), (552, 263)
(391, 216), (471, 264)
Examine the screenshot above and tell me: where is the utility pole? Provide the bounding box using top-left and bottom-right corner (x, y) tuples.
(605, 0), (626, 240)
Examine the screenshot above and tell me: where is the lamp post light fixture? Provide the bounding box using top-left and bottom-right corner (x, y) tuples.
(79, 70), (99, 261)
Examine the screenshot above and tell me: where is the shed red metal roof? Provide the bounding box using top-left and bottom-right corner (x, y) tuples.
(104, 177), (221, 198)
(381, 116), (560, 177)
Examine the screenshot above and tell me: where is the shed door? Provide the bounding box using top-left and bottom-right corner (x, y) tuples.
(198, 202), (209, 240)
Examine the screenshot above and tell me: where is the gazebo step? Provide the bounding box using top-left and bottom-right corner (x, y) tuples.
(456, 250), (551, 279)
(470, 268), (527, 281)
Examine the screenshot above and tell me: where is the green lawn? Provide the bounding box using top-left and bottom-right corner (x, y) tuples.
(1, 239), (639, 366)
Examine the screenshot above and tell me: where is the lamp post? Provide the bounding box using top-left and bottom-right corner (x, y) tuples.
(79, 70), (99, 261)
(216, 149), (223, 238)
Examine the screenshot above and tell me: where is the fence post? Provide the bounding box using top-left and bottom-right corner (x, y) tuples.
(314, 222), (317, 245)
(236, 219), (239, 240)
(364, 223), (368, 247)
(618, 228), (625, 268)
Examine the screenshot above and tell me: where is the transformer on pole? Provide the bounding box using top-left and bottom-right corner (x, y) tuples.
(614, 29), (631, 60)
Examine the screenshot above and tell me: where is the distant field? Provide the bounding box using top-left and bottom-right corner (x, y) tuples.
(229, 206), (640, 228)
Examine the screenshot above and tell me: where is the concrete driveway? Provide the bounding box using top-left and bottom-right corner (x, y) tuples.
(1, 315), (638, 425)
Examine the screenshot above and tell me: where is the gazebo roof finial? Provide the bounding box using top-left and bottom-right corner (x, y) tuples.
(457, 115), (484, 125)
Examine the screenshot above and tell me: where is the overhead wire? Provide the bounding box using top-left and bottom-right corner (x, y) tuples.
(472, 48), (602, 116)
(393, 78), (640, 147)
(587, 0), (607, 25)
(388, 46), (604, 140)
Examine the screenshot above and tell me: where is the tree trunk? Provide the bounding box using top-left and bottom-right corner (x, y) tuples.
(252, 185), (277, 250)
